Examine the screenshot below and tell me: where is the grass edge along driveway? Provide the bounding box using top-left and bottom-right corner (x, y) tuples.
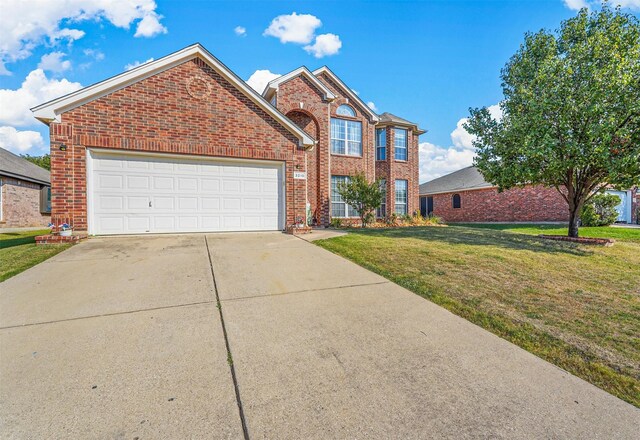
(0, 229), (71, 282)
(314, 225), (640, 407)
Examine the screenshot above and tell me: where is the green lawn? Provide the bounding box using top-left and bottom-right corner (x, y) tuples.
(0, 230), (71, 282)
(315, 225), (640, 407)
(455, 223), (640, 243)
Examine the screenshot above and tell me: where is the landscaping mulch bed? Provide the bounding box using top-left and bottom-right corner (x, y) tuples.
(538, 234), (615, 246)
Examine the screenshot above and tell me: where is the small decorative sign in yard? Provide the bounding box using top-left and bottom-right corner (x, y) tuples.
(293, 171), (306, 180)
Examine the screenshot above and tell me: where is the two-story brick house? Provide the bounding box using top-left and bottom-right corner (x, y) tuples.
(32, 44), (423, 235)
(263, 67), (424, 226)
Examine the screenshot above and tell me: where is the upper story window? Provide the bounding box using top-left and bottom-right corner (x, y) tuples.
(452, 194), (461, 209)
(376, 128), (386, 161)
(331, 118), (362, 156)
(336, 104), (356, 117)
(394, 128), (408, 161)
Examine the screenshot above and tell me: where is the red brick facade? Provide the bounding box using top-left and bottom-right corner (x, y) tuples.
(275, 72), (420, 225)
(424, 185), (571, 223)
(43, 48), (422, 232)
(0, 177), (50, 228)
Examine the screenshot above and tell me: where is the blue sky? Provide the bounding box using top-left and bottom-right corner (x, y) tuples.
(1, 0), (638, 181)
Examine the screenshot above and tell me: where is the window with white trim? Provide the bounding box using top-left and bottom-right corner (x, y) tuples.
(377, 179), (386, 217)
(376, 128), (386, 161)
(395, 179), (408, 215)
(331, 118), (362, 156)
(394, 128), (408, 161)
(331, 176), (358, 218)
(336, 104), (356, 117)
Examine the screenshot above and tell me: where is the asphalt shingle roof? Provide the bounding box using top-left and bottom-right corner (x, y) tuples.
(0, 147), (50, 185)
(419, 166), (493, 195)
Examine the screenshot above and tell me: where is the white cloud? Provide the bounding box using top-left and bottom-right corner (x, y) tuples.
(246, 69), (281, 93)
(304, 33), (342, 58)
(450, 104), (502, 149)
(419, 141), (476, 183)
(563, 0), (640, 10)
(264, 12), (321, 44)
(0, 127), (45, 153)
(124, 58), (154, 71)
(134, 11), (167, 37)
(38, 52), (71, 73)
(0, 0), (168, 73)
(420, 104), (502, 182)
(366, 101), (377, 111)
(0, 69), (82, 127)
(234, 26), (247, 36)
(563, 0), (589, 10)
(83, 49), (105, 61)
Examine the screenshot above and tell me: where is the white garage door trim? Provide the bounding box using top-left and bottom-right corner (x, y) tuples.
(86, 148), (285, 235)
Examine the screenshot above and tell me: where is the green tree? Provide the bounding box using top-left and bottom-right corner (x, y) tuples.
(581, 193), (621, 226)
(466, 5), (640, 237)
(20, 154), (50, 171)
(336, 173), (384, 228)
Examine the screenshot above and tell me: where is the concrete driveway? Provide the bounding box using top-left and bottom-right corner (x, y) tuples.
(1, 233), (638, 439)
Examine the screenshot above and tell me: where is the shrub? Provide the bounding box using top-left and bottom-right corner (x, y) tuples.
(330, 217), (343, 228)
(385, 213), (399, 226)
(336, 173), (384, 228)
(580, 193), (620, 226)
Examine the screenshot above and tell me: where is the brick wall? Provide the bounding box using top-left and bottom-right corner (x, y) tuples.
(276, 75), (330, 225)
(426, 185), (570, 223)
(50, 58), (303, 231)
(1, 177), (50, 227)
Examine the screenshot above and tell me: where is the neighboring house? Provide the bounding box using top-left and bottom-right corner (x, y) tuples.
(419, 166), (638, 224)
(0, 148), (51, 228)
(419, 166), (569, 223)
(31, 44), (423, 235)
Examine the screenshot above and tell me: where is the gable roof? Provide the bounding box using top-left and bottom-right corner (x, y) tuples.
(0, 148), (50, 186)
(419, 166), (493, 195)
(31, 43), (315, 148)
(263, 67), (336, 102)
(379, 112), (426, 135)
(312, 66), (380, 122)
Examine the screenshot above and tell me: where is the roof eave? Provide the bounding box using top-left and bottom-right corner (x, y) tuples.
(312, 66), (380, 122)
(31, 43), (315, 147)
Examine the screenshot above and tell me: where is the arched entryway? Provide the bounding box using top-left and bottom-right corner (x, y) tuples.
(285, 110), (324, 226)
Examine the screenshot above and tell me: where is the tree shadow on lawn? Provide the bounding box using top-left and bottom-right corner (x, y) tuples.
(0, 235), (38, 249)
(349, 226), (590, 256)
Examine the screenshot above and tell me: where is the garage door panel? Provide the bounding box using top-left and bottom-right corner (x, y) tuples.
(201, 197), (220, 210)
(153, 197), (175, 210)
(177, 177), (198, 191)
(153, 176), (174, 190)
(90, 152), (283, 234)
(126, 176), (150, 190)
(201, 179), (220, 192)
(127, 217), (150, 232)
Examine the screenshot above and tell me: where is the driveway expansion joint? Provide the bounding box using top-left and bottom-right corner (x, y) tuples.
(220, 281), (391, 303)
(205, 236), (250, 440)
(0, 300), (215, 330)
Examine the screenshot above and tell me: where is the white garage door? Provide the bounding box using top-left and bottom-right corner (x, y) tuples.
(88, 150), (284, 235)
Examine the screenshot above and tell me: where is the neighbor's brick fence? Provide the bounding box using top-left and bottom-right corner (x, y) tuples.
(49, 58), (304, 232)
(0, 177), (50, 228)
(426, 185), (570, 223)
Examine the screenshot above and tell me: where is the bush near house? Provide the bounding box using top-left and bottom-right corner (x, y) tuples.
(581, 193), (621, 226)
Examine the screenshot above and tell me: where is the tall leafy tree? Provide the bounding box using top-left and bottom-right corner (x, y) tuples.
(466, 5), (640, 237)
(20, 154), (50, 171)
(337, 173), (384, 228)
